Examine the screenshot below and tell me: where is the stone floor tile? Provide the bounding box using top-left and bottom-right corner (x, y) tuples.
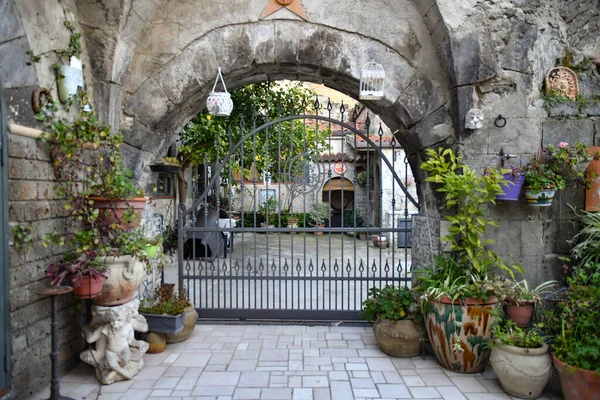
(101, 379), (134, 392)
(184, 368), (205, 379)
(304, 356), (332, 366)
(293, 388), (313, 400)
(357, 349), (387, 358)
(313, 388), (330, 400)
(477, 378), (504, 393)
(133, 366), (168, 380)
(397, 368), (419, 376)
(436, 386), (467, 400)
(209, 353), (234, 365)
(403, 375), (426, 386)
(302, 376), (329, 387)
(238, 372), (270, 388)
(172, 390), (192, 396)
(320, 349), (357, 357)
(289, 376), (302, 387)
(366, 357), (396, 371)
(370, 371), (385, 384)
(150, 389), (172, 396)
(205, 365), (228, 372)
(330, 381), (353, 400)
(410, 386), (441, 398)
(261, 387), (293, 399)
(164, 353), (181, 364)
(120, 389), (152, 400)
(165, 367), (190, 377)
(352, 388), (380, 397)
(347, 341), (366, 349)
(93, 392), (123, 400)
(197, 372), (241, 386)
(191, 386), (236, 396)
(449, 377), (488, 393)
(174, 354), (213, 368)
(176, 377), (199, 391)
(420, 373), (453, 387)
(328, 371), (348, 381)
(227, 359), (258, 372)
(131, 380), (156, 389)
(382, 370), (404, 384)
(153, 376), (181, 389)
(260, 349), (289, 361)
(233, 388), (261, 399)
(465, 394), (511, 400)
(325, 333), (342, 340)
(350, 378), (375, 389)
(326, 340), (348, 348)
(391, 358), (417, 369)
(411, 357), (443, 369)
(233, 350), (260, 360)
(377, 383), (412, 398)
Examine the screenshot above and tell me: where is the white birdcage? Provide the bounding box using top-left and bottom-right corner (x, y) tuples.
(359, 62), (385, 100)
(206, 67), (233, 117)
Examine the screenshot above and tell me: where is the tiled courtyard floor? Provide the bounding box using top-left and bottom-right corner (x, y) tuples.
(34, 324), (562, 400)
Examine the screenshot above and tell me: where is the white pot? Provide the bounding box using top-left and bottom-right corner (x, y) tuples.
(524, 188), (556, 206)
(57, 57), (84, 103)
(206, 91), (233, 117)
(93, 255), (146, 306)
(490, 340), (552, 399)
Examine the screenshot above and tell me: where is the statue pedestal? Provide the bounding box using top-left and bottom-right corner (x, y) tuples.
(80, 298), (149, 385)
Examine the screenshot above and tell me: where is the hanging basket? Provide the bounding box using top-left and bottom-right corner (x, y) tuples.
(360, 62), (385, 100)
(206, 67), (233, 117)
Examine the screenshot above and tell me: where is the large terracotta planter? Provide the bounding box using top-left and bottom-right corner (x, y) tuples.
(504, 300), (535, 327)
(553, 354), (600, 400)
(71, 275), (104, 299)
(490, 340), (552, 399)
(424, 297), (498, 373)
(585, 147), (600, 211)
(93, 256), (146, 306)
(90, 197), (146, 229)
(373, 318), (425, 357)
(166, 306), (198, 344)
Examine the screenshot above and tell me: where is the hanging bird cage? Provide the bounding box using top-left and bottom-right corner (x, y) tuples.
(206, 67), (233, 117)
(359, 62), (385, 100)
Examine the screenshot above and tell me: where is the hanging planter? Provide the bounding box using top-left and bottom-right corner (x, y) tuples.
(206, 67), (233, 117)
(496, 173), (525, 201)
(57, 56), (84, 103)
(359, 62), (385, 100)
(524, 186), (556, 206)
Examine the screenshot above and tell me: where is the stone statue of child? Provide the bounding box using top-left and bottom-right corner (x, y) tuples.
(81, 299), (149, 384)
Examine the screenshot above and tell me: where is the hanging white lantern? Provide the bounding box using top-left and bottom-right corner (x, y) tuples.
(206, 67), (233, 117)
(359, 62), (385, 100)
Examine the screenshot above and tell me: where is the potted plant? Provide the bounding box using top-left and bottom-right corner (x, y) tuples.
(139, 285), (191, 335)
(342, 211), (366, 239)
(149, 157), (182, 174)
(258, 198), (278, 230)
(45, 253), (109, 299)
(504, 279), (558, 327)
(310, 202), (329, 235)
(489, 320), (552, 399)
(495, 163), (525, 201)
(361, 286), (425, 357)
(415, 147), (523, 373)
(53, 21), (84, 103)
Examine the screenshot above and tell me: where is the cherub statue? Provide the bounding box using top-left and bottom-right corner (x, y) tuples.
(80, 299), (149, 384)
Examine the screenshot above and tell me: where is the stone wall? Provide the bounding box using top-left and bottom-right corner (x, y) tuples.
(559, 0), (600, 54)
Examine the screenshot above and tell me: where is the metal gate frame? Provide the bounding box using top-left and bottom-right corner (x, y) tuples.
(178, 110), (420, 321)
(0, 82), (12, 395)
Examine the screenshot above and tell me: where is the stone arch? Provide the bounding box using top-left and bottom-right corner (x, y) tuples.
(120, 20), (454, 195)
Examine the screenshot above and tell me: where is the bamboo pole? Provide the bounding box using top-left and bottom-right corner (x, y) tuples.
(8, 123), (44, 139)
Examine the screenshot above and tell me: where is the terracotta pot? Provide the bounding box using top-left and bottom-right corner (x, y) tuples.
(586, 147), (600, 211)
(71, 275), (104, 299)
(424, 297), (498, 373)
(89, 197), (146, 229)
(166, 306), (198, 344)
(373, 318), (425, 357)
(372, 234), (379, 246)
(93, 255), (146, 306)
(553, 354), (600, 400)
(490, 340), (552, 399)
(504, 300), (535, 327)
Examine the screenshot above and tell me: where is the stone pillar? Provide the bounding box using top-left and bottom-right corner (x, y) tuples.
(80, 299), (149, 385)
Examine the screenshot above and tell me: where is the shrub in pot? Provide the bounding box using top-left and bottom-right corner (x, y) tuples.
(361, 286), (424, 357)
(489, 320), (552, 399)
(46, 253), (109, 299)
(415, 148), (523, 373)
(139, 285), (192, 336)
(504, 279), (559, 327)
(310, 202), (329, 235)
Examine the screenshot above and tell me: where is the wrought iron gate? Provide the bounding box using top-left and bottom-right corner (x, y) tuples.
(178, 101), (420, 321)
(0, 83), (11, 394)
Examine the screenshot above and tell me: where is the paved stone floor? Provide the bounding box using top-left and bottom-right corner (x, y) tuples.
(32, 324), (562, 400)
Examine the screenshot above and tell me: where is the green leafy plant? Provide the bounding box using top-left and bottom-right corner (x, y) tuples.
(356, 171), (368, 188)
(564, 208), (600, 285)
(342, 211), (365, 229)
(45, 253), (109, 288)
(310, 202), (330, 226)
(12, 224), (34, 251)
(491, 320), (544, 349)
(506, 279), (559, 304)
(416, 148), (522, 301)
(139, 285), (190, 316)
(25, 50), (41, 65)
(51, 20), (82, 68)
(258, 198), (279, 226)
(361, 286), (421, 322)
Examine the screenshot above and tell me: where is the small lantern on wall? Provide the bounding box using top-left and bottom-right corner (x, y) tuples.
(206, 67), (233, 117)
(359, 62), (385, 100)
(465, 109), (484, 130)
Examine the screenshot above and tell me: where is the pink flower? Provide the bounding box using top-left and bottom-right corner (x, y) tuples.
(558, 141), (568, 148)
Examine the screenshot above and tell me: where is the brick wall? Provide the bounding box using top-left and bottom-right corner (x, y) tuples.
(7, 134), (84, 399)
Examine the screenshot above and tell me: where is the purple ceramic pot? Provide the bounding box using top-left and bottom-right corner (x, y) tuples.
(496, 173), (525, 201)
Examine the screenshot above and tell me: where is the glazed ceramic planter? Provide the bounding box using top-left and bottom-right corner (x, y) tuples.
(490, 340), (552, 399)
(496, 173), (525, 201)
(166, 305), (198, 343)
(523, 187), (556, 206)
(373, 318), (425, 357)
(71, 275), (104, 299)
(553, 355), (600, 400)
(93, 255), (146, 306)
(424, 297), (498, 373)
(504, 300), (535, 327)
(142, 312), (185, 334)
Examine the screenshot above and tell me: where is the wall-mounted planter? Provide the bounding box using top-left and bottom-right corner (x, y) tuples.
(142, 312), (185, 334)
(57, 56), (84, 103)
(524, 187), (556, 206)
(496, 174), (525, 201)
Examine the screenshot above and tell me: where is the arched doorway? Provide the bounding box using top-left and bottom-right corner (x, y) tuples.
(322, 177), (354, 227)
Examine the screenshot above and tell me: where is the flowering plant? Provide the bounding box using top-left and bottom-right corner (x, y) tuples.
(46, 252), (109, 288)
